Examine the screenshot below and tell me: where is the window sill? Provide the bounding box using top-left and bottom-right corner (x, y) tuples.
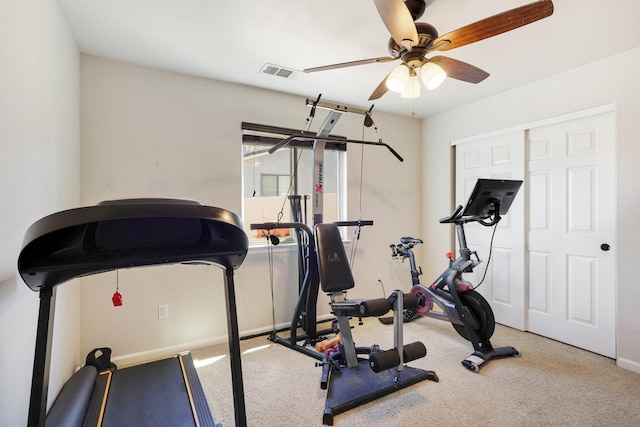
(247, 239), (352, 255)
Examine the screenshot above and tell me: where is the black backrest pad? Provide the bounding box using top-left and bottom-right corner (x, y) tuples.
(314, 223), (355, 293)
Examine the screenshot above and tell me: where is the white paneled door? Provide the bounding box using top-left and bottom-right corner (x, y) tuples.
(527, 111), (616, 358)
(455, 131), (526, 330)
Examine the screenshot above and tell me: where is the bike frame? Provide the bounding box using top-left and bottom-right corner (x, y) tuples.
(392, 211), (486, 327)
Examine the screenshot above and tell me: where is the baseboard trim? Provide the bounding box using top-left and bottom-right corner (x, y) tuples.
(616, 357), (640, 374)
(111, 314), (335, 367)
(111, 335), (228, 367)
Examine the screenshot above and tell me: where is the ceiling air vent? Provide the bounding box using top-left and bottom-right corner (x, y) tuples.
(260, 63), (303, 80)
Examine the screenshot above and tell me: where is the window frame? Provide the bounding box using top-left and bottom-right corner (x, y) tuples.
(242, 122), (347, 247)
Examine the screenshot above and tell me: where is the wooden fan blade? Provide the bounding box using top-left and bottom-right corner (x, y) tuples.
(304, 56), (397, 73)
(369, 72), (392, 100)
(430, 56), (489, 84)
(374, 0), (419, 50)
(432, 0), (554, 52)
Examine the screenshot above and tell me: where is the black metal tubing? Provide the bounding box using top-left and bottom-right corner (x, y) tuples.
(28, 288), (54, 427)
(223, 267), (246, 426)
(250, 221), (318, 338)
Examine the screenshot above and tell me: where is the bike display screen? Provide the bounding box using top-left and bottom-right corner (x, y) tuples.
(462, 179), (523, 217)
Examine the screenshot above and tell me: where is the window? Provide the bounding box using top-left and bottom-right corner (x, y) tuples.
(261, 174), (290, 197)
(242, 122), (346, 246)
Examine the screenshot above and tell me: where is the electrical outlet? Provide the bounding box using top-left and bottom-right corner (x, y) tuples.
(158, 304), (169, 319)
(377, 274), (382, 282)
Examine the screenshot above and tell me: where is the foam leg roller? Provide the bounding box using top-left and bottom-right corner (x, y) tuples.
(403, 293), (419, 310)
(359, 298), (391, 317)
(369, 349), (400, 373)
(403, 341), (427, 363)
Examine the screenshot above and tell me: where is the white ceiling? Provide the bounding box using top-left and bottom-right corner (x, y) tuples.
(57, 0), (640, 118)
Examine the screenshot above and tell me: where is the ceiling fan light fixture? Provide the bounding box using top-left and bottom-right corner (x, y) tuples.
(386, 64), (410, 93)
(421, 62), (447, 90)
(401, 71), (420, 99)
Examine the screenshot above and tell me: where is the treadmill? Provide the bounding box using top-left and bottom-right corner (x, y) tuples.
(17, 198), (250, 427)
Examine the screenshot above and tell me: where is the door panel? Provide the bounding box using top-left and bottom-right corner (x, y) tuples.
(455, 131), (526, 330)
(528, 251), (550, 312)
(491, 248), (512, 304)
(527, 111), (616, 358)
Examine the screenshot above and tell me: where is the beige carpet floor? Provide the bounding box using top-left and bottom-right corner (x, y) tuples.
(191, 316), (640, 426)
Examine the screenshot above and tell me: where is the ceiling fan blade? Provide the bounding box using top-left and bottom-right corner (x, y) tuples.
(304, 56), (397, 73)
(369, 72), (392, 100)
(374, 0), (419, 50)
(430, 56), (489, 84)
(432, 0), (554, 52)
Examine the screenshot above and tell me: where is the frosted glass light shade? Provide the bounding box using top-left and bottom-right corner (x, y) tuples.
(400, 75), (421, 98)
(421, 62), (447, 90)
(386, 65), (410, 92)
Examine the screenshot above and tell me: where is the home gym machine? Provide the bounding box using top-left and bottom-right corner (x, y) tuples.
(18, 199), (249, 426)
(250, 96), (403, 360)
(390, 179), (523, 372)
(314, 222), (437, 425)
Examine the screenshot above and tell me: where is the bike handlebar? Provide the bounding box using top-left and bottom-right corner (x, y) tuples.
(439, 204), (502, 227)
(439, 205), (464, 223)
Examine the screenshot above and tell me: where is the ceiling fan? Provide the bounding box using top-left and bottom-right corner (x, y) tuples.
(304, 0), (554, 100)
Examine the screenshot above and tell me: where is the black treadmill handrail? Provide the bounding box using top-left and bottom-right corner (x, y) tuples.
(18, 200), (249, 291)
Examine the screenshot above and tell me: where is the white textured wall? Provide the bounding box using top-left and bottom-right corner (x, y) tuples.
(79, 55), (423, 363)
(2, 7), (638, 427)
(421, 47), (640, 372)
(0, 1), (80, 425)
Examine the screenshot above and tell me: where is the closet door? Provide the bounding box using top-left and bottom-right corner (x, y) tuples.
(455, 132), (526, 330)
(527, 111), (616, 358)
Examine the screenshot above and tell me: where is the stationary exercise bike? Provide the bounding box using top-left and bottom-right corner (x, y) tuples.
(391, 179), (523, 372)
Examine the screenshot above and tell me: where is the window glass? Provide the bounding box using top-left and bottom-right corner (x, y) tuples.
(243, 140), (342, 246)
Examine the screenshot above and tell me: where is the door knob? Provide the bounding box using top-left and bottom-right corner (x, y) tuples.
(600, 243), (610, 251)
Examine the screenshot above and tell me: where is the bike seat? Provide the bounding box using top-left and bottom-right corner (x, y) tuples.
(400, 237), (423, 245)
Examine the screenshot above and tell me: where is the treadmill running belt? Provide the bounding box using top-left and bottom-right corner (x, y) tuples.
(101, 356), (213, 427)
